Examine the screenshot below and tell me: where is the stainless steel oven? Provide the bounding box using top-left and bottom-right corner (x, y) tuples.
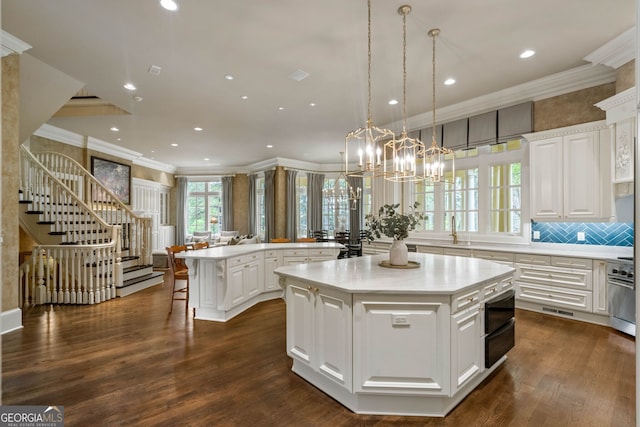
(607, 257), (635, 336)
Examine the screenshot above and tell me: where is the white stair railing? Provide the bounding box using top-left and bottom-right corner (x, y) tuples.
(19, 145), (122, 305)
(31, 149), (152, 265)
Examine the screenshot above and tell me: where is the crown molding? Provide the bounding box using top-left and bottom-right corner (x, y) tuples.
(388, 63), (616, 133)
(133, 157), (176, 174)
(34, 123), (85, 147)
(1, 31), (32, 57)
(522, 120), (607, 142)
(34, 124), (175, 173)
(595, 86), (636, 124)
(583, 26), (635, 69)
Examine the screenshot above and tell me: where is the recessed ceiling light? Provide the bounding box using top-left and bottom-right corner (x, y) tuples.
(116, 138), (121, 141)
(160, 0), (178, 11)
(520, 49), (535, 59)
(224, 74), (234, 80)
(444, 78), (456, 85)
(194, 127), (203, 131)
(204, 158), (210, 161)
(171, 143), (179, 147)
(133, 95), (143, 102)
(388, 99), (398, 105)
(123, 83), (136, 91)
(151, 150), (155, 153)
(309, 102), (316, 107)
(278, 106), (284, 111)
(241, 95), (248, 100)
(266, 145), (273, 148)
(110, 127), (119, 132)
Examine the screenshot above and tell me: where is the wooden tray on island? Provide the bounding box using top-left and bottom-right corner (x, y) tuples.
(378, 260), (420, 269)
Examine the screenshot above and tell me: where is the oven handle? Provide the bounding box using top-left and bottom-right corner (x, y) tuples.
(608, 279), (635, 291)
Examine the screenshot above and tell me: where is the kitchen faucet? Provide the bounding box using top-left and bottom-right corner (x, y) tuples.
(450, 215), (458, 244)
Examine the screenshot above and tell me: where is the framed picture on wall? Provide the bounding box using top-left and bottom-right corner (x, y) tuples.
(91, 156), (131, 204)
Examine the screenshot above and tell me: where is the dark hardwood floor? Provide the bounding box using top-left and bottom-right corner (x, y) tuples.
(3, 273), (636, 426)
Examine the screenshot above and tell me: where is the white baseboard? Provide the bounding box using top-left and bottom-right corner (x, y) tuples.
(2, 308), (23, 335)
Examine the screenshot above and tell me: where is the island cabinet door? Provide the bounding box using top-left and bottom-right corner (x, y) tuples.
(286, 283), (353, 391)
(450, 304), (483, 394)
(353, 295), (450, 396)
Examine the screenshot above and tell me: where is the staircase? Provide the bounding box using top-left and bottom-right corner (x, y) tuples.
(18, 145), (164, 306)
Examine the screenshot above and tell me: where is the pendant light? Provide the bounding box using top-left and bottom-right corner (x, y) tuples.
(324, 152), (362, 210)
(383, 5), (425, 183)
(344, 0), (395, 178)
(422, 28), (454, 183)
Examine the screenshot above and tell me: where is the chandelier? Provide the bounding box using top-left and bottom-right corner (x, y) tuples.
(324, 152), (362, 210)
(383, 5), (425, 183)
(344, 0), (395, 178)
(421, 28), (454, 183)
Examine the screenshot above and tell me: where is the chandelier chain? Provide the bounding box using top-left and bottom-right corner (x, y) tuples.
(367, 0), (372, 125)
(431, 29), (437, 146)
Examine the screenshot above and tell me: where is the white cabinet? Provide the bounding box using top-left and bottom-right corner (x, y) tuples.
(225, 253), (262, 309)
(263, 250), (282, 292)
(451, 303), (482, 393)
(283, 248), (338, 265)
(353, 294), (449, 396)
(515, 256), (593, 313)
(526, 121), (611, 220)
(286, 283), (352, 391)
(473, 250), (514, 266)
(592, 259), (608, 315)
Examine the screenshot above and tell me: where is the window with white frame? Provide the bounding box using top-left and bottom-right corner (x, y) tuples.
(296, 173), (308, 238)
(256, 175), (266, 238)
(186, 180), (223, 235)
(322, 176), (350, 234)
(410, 140), (524, 237)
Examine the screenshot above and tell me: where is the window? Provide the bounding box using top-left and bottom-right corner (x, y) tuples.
(410, 140), (524, 238)
(362, 175), (373, 218)
(444, 168), (479, 232)
(490, 162), (521, 233)
(186, 180), (223, 235)
(296, 174), (308, 238)
(256, 176), (265, 238)
(322, 177), (350, 234)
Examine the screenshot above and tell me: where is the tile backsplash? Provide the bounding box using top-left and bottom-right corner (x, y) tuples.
(531, 222), (634, 247)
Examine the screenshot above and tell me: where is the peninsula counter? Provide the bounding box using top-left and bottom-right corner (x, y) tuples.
(177, 242), (342, 321)
(275, 253), (515, 417)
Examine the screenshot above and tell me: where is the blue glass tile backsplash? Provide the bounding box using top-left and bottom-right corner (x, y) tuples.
(531, 222), (634, 246)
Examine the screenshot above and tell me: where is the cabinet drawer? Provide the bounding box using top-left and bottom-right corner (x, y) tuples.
(452, 289), (481, 313)
(309, 248), (337, 257)
(516, 282), (592, 313)
(473, 250), (514, 263)
(264, 250), (279, 258)
(443, 248), (471, 257)
(418, 246), (444, 255)
(551, 256), (592, 270)
(515, 254), (550, 265)
(501, 277), (514, 292)
(481, 280), (502, 300)
(516, 264), (592, 291)
(284, 249), (308, 257)
(228, 255), (246, 267)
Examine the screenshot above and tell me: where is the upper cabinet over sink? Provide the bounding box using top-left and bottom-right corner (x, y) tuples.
(524, 121), (612, 221)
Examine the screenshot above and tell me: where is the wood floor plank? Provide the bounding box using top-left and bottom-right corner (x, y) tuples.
(2, 276), (635, 426)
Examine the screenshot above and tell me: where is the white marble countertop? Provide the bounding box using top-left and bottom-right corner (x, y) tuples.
(176, 242), (344, 260)
(371, 239), (633, 261)
(275, 253), (515, 295)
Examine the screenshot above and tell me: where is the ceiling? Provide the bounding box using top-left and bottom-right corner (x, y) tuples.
(2, 0), (636, 173)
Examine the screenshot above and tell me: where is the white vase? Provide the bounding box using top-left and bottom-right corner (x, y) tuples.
(389, 239), (408, 266)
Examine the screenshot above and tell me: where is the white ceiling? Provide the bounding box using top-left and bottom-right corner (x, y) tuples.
(2, 0), (636, 173)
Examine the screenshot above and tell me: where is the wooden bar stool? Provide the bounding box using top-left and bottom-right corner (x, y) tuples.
(166, 245), (190, 314)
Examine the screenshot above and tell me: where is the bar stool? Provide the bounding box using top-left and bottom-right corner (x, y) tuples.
(166, 245), (190, 314)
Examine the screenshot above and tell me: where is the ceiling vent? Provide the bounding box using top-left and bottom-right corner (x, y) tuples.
(148, 65), (162, 76)
(288, 69), (310, 82)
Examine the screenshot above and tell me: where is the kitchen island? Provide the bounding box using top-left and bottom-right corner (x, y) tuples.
(177, 242), (342, 321)
(275, 253), (515, 417)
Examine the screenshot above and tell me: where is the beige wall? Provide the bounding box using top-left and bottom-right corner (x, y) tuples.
(232, 174), (249, 235)
(2, 54), (20, 312)
(533, 83), (614, 131)
(616, 60), (635, 93)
